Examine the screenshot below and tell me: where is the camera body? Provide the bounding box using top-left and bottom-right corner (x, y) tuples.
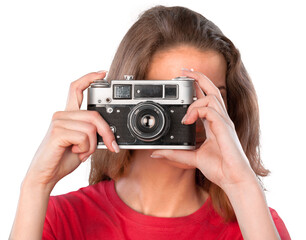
(87, 75), (196, 149)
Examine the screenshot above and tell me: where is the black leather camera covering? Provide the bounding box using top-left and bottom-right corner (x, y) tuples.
(87, 104), (196, 147)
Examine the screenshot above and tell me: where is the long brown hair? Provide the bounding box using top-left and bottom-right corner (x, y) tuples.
(89, 5), (269, 222)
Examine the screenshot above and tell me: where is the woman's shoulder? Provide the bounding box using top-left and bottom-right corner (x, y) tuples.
(49, 180), (114, 213)
(53, 180), (111, 197)
(43, 180), (119, 239)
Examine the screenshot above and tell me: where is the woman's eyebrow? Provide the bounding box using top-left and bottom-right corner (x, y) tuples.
(217, 86), (227, 91)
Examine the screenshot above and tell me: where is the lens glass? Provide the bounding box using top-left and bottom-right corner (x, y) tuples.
(136, 110), (159, 134)
(141, 115), (156, 128)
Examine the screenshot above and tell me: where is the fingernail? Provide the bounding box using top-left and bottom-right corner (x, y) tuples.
(150, 154), (164, 158)
(181, 114), (188, 124)
(97, 70), (108, 73)
(112, 140), (120, 153)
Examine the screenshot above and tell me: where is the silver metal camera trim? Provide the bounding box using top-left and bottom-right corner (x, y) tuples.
(87, 77), (195, 106)
(88, 76), (196, 150)
(96, 144), (195, 150)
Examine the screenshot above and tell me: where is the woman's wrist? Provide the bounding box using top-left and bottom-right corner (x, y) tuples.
(220, 169), (259, 197)
(21, 174), (55, 196)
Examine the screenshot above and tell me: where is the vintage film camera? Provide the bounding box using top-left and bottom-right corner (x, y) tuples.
(87, 75), (196, 149)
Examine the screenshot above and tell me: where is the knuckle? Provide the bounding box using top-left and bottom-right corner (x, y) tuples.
(89, 110), (101, 119)
(69, 81), (77, 91)
(49, 124), (61, 137)
(70, 81), (82, 94)
(191, 100), (197, 106)
(51, 119), (61, 128)
(52, 111), (63, 121)
(89, 142), (97, 154)
(201, 97), (208, 102)
(195, 107), (203, 114)
(79, 132), (88, 142)
(195, 98), (206, 105)
(88, 124), (97, 136)
(189, 108), (199, 118)
(92, 112), (107, 127)
(52, 111), (58, 120)
(93, 111), (101, 119)
(207, 94), (217, 102)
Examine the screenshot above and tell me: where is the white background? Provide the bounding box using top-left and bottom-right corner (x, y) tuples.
(1, 0), (305, 239)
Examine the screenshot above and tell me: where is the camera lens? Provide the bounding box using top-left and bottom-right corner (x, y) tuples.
(128, 102), (170, 142)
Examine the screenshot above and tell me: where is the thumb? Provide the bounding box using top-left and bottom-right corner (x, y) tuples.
(151, 150), (197, 168)
(65, 71), (107, 111)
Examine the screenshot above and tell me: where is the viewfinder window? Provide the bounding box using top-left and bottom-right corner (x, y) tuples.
(113, 84), (132, 99)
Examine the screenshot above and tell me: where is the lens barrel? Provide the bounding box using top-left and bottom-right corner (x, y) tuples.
(127, 102), (170, 142)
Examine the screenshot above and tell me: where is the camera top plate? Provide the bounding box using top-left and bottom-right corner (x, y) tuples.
(88, 76), (195, 106)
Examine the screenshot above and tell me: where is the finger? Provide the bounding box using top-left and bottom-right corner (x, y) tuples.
(52, 110), (118, 153)
(52, 119), (97, 159)
(151, 149), (197, 167)
(182, 69), (226, 110)
(65, 71), (107, 111)
(50, 127), (90, 161)
(183, 106), (229, 139)
(182, 69), (220, 96)
(194, 81), (206, 99)
(186, 94), (228, 120)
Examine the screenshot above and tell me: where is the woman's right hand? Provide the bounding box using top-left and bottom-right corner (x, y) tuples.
(24, 71), (119, 191)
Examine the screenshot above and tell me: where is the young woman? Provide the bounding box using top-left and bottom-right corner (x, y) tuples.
(10, 6), (290, 240)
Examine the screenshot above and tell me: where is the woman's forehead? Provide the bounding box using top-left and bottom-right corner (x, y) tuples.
(147, 45), (227, 87)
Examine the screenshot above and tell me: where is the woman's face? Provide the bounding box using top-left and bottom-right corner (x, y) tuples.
(146, 45), (227, 150)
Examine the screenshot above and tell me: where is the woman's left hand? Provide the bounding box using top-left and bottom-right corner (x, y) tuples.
(151, 69), (258, 191)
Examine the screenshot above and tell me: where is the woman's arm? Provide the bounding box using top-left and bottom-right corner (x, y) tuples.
(10, 180), (53, 240)
(223, 179), (280, 239)
(10, 71), (118, 240)
(151, 68), (281, 239)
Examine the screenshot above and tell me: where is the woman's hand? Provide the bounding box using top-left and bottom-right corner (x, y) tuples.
(24, 71), (118, 191)
(151, 69), (257, 191)
(10, 71), (119, 240)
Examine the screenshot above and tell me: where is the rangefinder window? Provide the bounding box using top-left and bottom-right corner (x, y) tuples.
(113, 84), (132, 99)
(134, 85), (163, 98)
(165, 85), (178, 99)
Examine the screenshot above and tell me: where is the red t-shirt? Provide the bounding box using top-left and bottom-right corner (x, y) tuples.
(43, 180), (290, 239)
